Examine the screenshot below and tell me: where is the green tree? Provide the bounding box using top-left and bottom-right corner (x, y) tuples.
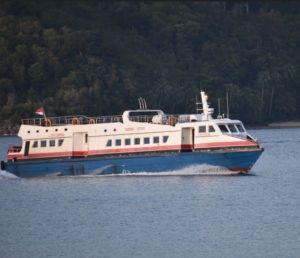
(257, 71), (270, 115)
(153, 80), (172, 109)
(269, 66), (281, 117)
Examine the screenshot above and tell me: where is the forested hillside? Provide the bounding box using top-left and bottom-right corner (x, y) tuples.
(0, 1), (300, 125)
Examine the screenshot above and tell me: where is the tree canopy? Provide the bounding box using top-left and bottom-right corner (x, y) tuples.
(0, 1), (300, 124)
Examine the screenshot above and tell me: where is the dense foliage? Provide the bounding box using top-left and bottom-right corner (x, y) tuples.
(0, 1), (300, 124)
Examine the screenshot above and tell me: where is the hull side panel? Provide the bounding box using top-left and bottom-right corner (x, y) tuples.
(4, 150), (263, 178)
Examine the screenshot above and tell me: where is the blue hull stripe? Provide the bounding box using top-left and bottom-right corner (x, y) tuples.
(4, 150), (263, 178)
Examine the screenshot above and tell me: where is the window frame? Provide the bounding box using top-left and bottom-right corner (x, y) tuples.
(32, 141), (38, 148)
(209, 125), (216, 133)
(116, 139), (121, 146)
(41, 140), (47, 147)
(106, 140), (112, 147)
(144, 137), (150, 144)
(218, 124), (229, 133)
(49, 140), (56, 147)
(199, 126), (206, 133)
(58, 139), (64, 146)
(236, 124), (245, 133)
(153, 136), (159, 144)
(134, 138), (140, 145)
(163, 136), (169, 143)
(125, 138), (131, 146)
(228, 124), (238, 133)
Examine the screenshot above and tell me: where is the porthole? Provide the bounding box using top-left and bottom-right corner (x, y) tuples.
(27, 131), (30, 133)
(55, 129), (58, 132)
(114, 129), (116, 132)
(46, 129), (48, 132)
(64, 128), (67, 131)
(36, 130), (39, 133)
(104, 129), (107, 132)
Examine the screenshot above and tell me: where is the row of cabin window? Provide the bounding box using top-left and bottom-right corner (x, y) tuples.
(106, 136), (169, 147)
(32, 139), (64, 148)
(199, 124), (245, 133)
(199, 125), (216, 133)
(218, 124), (245, 133)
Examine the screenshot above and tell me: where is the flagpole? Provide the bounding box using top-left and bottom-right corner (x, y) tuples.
(42, 107), (47, 120)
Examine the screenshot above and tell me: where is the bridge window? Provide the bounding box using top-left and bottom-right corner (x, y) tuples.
(218, 124), (229, 133)
(41, 140), (47, 147)
(58, 139), (64, 146)
(199, 126), (206, 133)
(154, 137), (159, 143)
(144, 137), (150, 144)
(32, 141), (38, 148)
(125, 139), (131, 145)
(106, 140), (112, 147)
(163, 136), (169, 143)
(228, 124), (237, 133)
(236, 124), (245, 132)
(135, 138), (140, 145)
(209, 126), (215, 132)
(50, 140), (55, 147)
(116, 139), (121, 146)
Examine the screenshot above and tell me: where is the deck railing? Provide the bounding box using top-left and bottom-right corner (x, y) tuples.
(22, 115), (123, 127)
(8, 146), (22, 153)
(22, 114), (194, 127)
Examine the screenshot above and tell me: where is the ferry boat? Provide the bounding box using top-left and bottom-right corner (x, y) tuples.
(0, 91), (263, 178)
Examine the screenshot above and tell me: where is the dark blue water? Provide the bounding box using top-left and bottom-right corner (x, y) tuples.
(1, 128), (300, 258)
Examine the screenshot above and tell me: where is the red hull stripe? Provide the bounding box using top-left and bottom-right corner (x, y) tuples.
(7, 141), (257, 159)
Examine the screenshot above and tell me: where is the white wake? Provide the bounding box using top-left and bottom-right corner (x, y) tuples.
(0, 170), (19, 179)
(101, 164), (239, 177)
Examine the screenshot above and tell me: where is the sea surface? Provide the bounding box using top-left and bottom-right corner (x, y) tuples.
(1, 128), (300, 258)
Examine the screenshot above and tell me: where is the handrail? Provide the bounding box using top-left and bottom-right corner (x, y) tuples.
(22, 115), (123, 127)
(226, 133), (258, 143)
(22, 113), (201, 127)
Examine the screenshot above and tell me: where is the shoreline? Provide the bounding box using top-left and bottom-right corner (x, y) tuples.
(245, 121), (300, 130)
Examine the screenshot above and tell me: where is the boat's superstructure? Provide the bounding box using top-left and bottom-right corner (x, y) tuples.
(1, 91), (263, 177)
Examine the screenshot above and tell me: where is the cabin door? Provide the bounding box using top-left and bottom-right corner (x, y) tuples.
(73, 132), (88, 157)
(181, 128), (194, 151)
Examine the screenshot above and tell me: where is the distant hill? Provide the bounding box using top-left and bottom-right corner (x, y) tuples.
(0, 1), (300, 125)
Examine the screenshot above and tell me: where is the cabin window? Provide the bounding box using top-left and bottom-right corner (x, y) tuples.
(199, 126), (206, 133)
(135, 138), (140, 145)
(58, 139), (64, 146)
(218, 124), (229, 133)
(236, 124), (245, 132)
(50, 140), (55, 147)
(144, 137), (150, 144)
(228, 124), (237, 133)
(163, 136), (169, 143)
(85, 134), (88, 143)
(41, 140), (47, 147)
(209, 126), (215, 132)
(116, 139), (121, 146)
(154, 137), (159, 143)
(32, 141), (38, 148)
(106, 140), (112, 147)
(125, 139), (131, 145)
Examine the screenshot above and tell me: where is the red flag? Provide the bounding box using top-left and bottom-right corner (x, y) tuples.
(36, 108), (44, 116)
